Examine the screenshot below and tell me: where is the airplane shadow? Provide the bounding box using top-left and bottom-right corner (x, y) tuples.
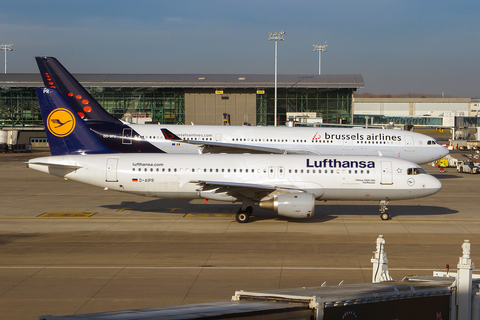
(430, 173), (462, 180)
(100, 199), (456, 223)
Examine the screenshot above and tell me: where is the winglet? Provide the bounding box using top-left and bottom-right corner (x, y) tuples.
(35, 56), (122, 124)
(36, 88), (115, 156)
(161, 128), (183, 141)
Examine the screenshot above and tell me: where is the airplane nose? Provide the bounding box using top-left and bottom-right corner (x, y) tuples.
(426, 175), (442, 195)
(440, 145), (449, 158)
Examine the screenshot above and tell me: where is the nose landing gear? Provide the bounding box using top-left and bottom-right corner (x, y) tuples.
(379, 200), (390, 220)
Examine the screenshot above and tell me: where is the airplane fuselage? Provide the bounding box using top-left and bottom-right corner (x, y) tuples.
(29, 153), (441, 203)
(94, 123), (448, 164)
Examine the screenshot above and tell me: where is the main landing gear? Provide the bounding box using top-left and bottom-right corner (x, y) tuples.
(379, 200), (390, 220)
(236, 206), (253, 223)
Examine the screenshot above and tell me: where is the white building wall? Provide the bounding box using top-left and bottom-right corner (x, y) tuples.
(413, 103), (468, 117)
(353, 98), (474, 117)
(353, 103), (409, 116)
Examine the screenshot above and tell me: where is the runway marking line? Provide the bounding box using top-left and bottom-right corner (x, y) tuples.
(0, 266), (475, 273)
(38, 212), (97, 218)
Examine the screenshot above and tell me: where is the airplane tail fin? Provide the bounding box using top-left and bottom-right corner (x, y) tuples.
(35, 56), (122, 124)
(36, 88), (116, 156)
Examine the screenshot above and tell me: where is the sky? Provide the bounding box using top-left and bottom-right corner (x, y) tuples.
(1, 0), (479, 97)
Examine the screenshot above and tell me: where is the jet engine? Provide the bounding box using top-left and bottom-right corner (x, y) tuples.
(259, 193), (315, 219)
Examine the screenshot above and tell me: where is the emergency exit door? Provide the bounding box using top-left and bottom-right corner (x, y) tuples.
(106, 158), (118, 182)
(381, 161), (393, 185)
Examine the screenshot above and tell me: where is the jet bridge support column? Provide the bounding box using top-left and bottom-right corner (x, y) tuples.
(371, 235), (393, 283)
(457, 240), (475, 320)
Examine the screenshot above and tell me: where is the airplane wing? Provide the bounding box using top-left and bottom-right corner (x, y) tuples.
(189, 180), (305, 200)
(161, 128), (319, 155)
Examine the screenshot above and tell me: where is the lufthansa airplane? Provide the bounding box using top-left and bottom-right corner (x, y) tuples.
(36, 57), (448, 164)
(28, 88), (442, 222)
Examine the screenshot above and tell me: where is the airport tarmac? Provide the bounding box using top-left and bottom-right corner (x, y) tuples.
(1, 150), (479, 319)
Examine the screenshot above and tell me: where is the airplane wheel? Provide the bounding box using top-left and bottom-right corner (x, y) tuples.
(380, 212), (390, 221)
(245, 206), (253, 216)
(236, 211), (249, 223)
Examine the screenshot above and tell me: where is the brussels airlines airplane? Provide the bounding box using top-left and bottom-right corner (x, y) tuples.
(28, 88), (442, 222)
(36, 57), (448, 164)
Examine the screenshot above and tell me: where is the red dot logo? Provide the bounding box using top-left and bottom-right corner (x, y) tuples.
(77, 112), (85, 119)
(83, 106), (92, 113)
(76, 95), (82, 99)
(82, 99), (89, 105)
(68, 93), (74, 97)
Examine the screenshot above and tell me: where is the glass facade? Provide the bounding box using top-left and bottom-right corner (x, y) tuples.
(0, 87), (186, 127)
(1, 86), (354, 127)
(0, 88), (42, 127)
(256, 88), (354, 126)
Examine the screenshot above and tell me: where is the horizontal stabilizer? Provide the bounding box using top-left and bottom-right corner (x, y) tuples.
(27, 161), (82, 169)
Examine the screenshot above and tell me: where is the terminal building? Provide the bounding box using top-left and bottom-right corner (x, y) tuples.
(2, 72), (479, 147)
(0, 73), (364, 128)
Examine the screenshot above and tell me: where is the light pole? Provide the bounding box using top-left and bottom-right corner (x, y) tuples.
(0, 44), (13, 74)
(313, 42), (327, 75)
(268, 31), (285, 127)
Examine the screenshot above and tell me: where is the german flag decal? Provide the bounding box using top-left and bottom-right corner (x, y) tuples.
(132, 178), (138, 182)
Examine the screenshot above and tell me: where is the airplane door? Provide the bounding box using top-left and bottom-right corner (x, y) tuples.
(381, 161), (393, 185)
(106, 158), (118, 182)
(405, 135), (414, 152)
(343, 140), (353, 150)
(215, 134), (221, 142)
(268, 166), (275, 179)
(277, 166), (285, 179)
(122, 128), (132, 145)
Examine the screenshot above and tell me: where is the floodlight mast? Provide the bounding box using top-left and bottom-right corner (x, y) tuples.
(313, 42), (327, 75)
(0, 44), (13, 74)
(268, 32), (285, 127)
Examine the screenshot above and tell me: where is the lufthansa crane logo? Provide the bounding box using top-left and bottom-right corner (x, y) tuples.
(47, 108), (76, 137)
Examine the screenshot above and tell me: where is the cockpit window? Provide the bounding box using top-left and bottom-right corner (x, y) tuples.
(407, 167), (426, 175)
(427, 140), (438, 145)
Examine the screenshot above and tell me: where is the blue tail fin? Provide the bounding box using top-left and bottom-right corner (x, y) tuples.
(36, 88), (116, 156)
(35, 56), (122, 124)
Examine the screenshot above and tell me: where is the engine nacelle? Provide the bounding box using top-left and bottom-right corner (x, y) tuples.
(259, 193), (315, 219)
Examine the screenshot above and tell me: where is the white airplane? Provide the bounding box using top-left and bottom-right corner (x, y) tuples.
(28, 88), (442, 222)
(36, 57), (448, 164)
